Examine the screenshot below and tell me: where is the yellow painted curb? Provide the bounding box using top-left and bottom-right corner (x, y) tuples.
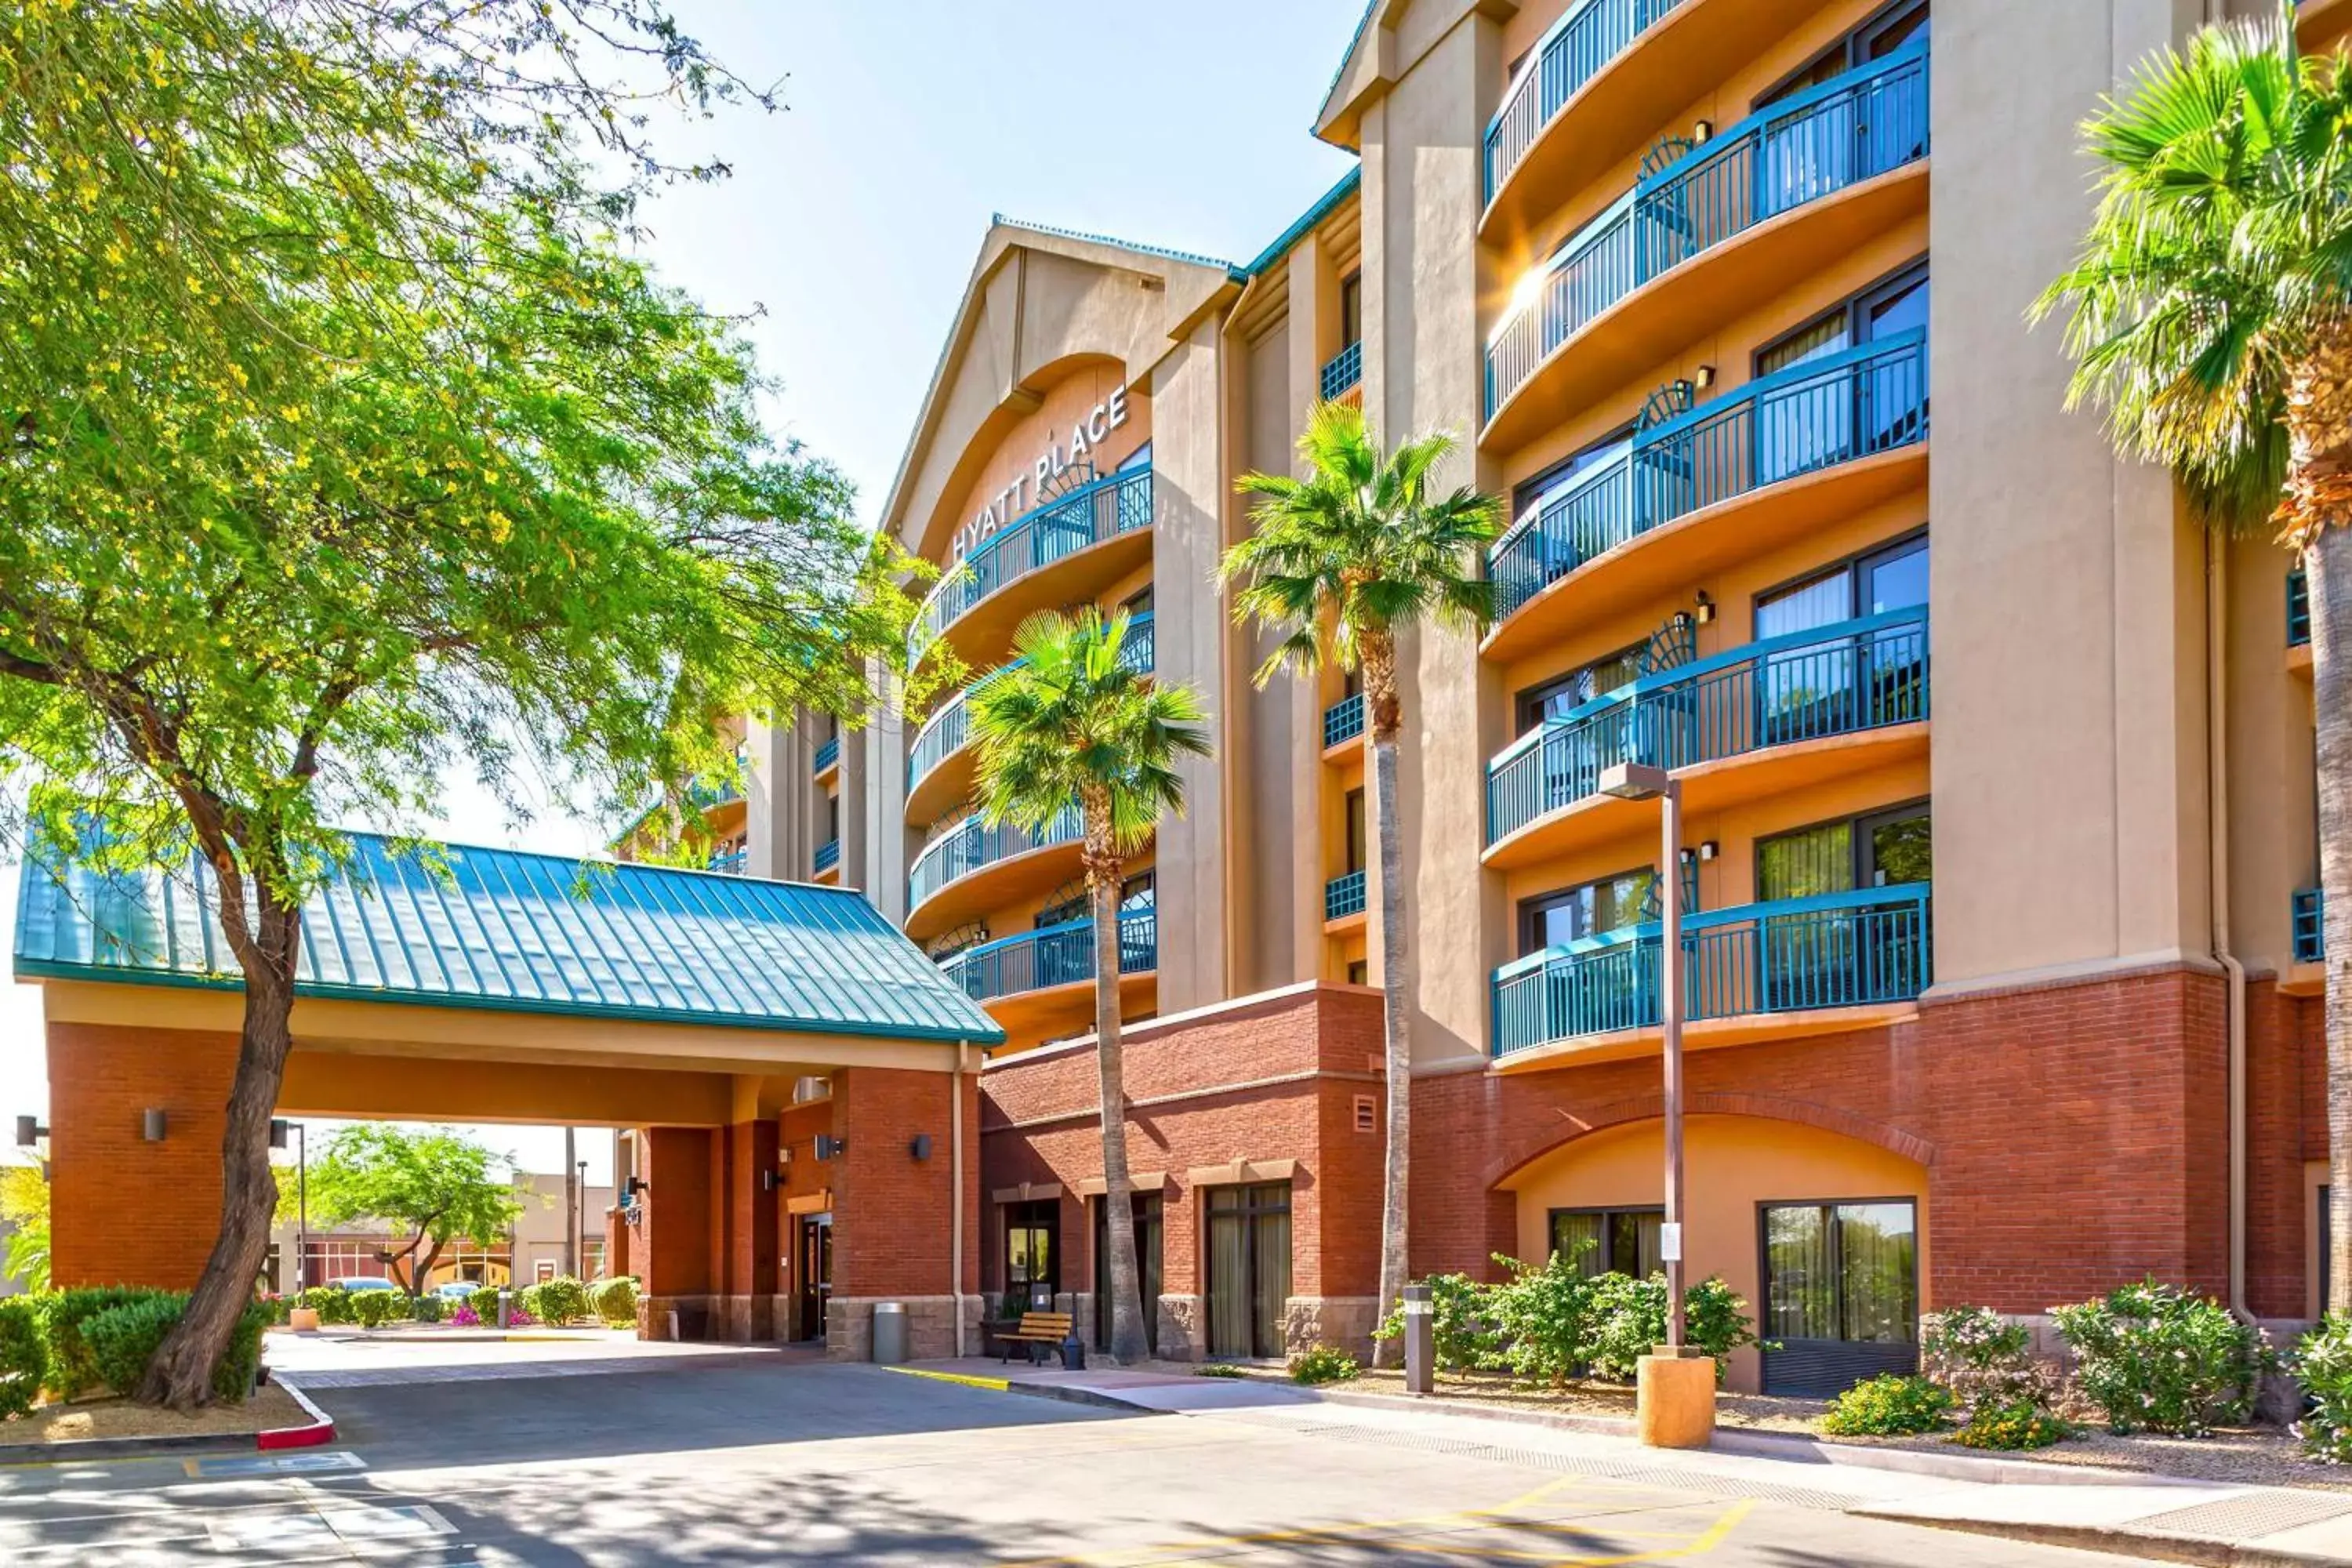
(500, 1334), (579, 1343)
(883, 1366), (1011, 1392)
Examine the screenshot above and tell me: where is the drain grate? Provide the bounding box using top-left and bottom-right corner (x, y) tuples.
(2131, 1490), (2352, 1541)
(1185, 1410), (1857, 1510)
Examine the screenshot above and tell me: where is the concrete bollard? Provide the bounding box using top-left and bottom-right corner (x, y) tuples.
(1402, 1284), (1434, 1396)
(1635, 1347), (1715, 1449)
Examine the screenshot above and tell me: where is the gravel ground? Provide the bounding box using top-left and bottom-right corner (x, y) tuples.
(1184, 1363), (2352, 1493)
(7, 1381), (307, 1443)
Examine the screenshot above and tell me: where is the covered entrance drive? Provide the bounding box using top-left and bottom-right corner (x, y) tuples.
(14, 835), (1004, 1355)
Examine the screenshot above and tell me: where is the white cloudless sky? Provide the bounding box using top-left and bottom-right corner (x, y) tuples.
(1, 0), (1367, 1179)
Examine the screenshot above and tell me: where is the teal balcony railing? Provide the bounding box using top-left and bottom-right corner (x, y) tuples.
(706, 848), (747, 876)
(1486, 607), (1927, 845)
(1484, 43), (1929, 420)
(1320, 341), (1363, 400)
(1485, 0), (1685, 203)
(812, 735), (840, 775)
(1326, 869), (1367, 921)
(2291, 568), (2312, 648)
(909, 801), (1083, 909)
(908, 614), (1156, 795)
(909, 466), (1154, 660)
(940, 902), (1157, 1004)
(1492, 884), (1933, 1057)
(1323, 692), (1366, 749)
(1490, 330), (1926, 622)
(813, 838), (840, 875)
(2296, 887), (2324, 964)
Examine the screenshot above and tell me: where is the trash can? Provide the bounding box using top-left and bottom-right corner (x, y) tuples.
(871, 1301), (909, 1365)
(1059, 1332), (1085, 1372)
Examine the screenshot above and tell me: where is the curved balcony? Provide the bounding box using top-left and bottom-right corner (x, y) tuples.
(1492, 883), (1932, 1066)
(1482, 0), (1822, 247)
(908, 466), (1155, 668)
(906, 803), (1086, 941)
(1484, 331), (1926, 662)
(1485, 608), (1927, 869)
(941, 902), (1157, 1047)
(1481, 42), (1929, 453)
(905, 614), (1155, 826)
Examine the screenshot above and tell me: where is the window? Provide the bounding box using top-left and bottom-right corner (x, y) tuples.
(1345, 789), (1367, 875)
(1549, 1207), (1664, 1278)
(1760, 1198), (1919, 1394)
(1338, 272), (1363, 350)
(1756, 0), (1929, 108)
(1752, 535), (1929, 735)
(1120, 586), (1155, 618)
(1515, 644), (1645, 733)
(1120, 872), (1155, 911)
(1206, 1182), (1292, 1359)
(1116, 440), (1152, 472)
(581, 1240), (605, 1280)
(1004, 1199), (1058, 1308)
(1520, 866), (1656, 956)
(1759, 802), (1933, 902)
(535, 1259), (557, 1283)
(1512, 425), (1636, 519)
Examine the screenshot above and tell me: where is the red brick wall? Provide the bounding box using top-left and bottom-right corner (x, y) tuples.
(47, 1022), (239, 1290)
(722, 1118), (781, 1300)
(829, 1066), (980, 1298)
(2248, 978), (2326, 1317)
(639, 1126), (713, 1296)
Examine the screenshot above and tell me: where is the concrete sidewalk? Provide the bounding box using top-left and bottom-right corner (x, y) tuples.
(913, 1356), (2352, 1566)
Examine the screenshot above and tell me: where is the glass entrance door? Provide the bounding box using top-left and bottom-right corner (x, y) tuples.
(1004, 1199), (1058, 1311)
(1094, 1192), (1164, 1354)
(1206, 1182), (1292, 1359)
(1760, 1199), (1918, 1394)
(794, 1213), (833, 1343)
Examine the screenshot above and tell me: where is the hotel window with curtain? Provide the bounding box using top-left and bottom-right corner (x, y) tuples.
(1548, 1207), (1664, 1278)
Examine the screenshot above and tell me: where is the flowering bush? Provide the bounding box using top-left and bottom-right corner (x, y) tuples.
(2050, 1281), (2270, 1436)
(1820, 1374), (1954, 1436)
(1953, 1399), (2068, 1450)
(451, 1303), (481, 1327)
(1921, 1305), (2061, 1420)
(2295, 1317), (2352, 1462)
(508, 1307), (538, 1328)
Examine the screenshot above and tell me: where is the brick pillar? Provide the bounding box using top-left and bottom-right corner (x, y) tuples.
(604, 1204), (630, 1283)
(637, 1125), (714, 1339)
(47, 1022), (238, 1289)
(823, 1066), (979, 1359)
(716, 1118), (779, 1341)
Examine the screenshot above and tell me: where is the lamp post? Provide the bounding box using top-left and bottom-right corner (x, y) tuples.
(269, 1119), (308, 1291)
(576, 1159), (590, 1278)
(1599, 761), (1685, 1349)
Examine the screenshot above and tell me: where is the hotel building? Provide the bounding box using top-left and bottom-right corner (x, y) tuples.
(702, 0), (2339, 1389)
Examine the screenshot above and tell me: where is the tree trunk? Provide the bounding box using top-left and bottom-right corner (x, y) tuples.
(1083, 790), (1149, 1364)
(136, 877), (299, 1410)
(2285, 332), (2352, 1321)
(1360, 632), (1411, 1370)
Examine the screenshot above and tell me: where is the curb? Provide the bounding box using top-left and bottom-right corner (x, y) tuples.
(1848, 1508), (2347, 1568)
(1710, 1425), (2212, 1489)
(880, 1365), (1173, 1417)
(1289, 1383), (1635, 1438)
(0, 1379), (336, 1466)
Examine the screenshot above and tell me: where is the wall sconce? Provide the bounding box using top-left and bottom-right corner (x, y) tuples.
(1693, 364), (1717, 390)
(624, 1175), (648, 1200)
(142, 1109), (168, 1143)
(1693, 590), (1717, 625)
(815, 1134), (845, 1161)
(1697, 840), (1721, 862)
(14, 1116), (47, 1148)
(909, 1134), (934, 1163)
(1693, 118), (1714, 143)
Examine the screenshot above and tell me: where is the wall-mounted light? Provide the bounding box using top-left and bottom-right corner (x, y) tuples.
(142, 1109), (168, 1143)
(1697, 840), (1721, 862)
(14, 1116), (46, 1148)
(1693, 364), (1717, 391)
(1693, 590), (1717, 625)
(815, 1134), (845, 1161)
(760, 1170), (779, 1193)
(909, 1134), (934, 1163)
(1693, 118), (1714, 143)
(268, 1118), (289, 1150)
(624, 1175), (648, 1200)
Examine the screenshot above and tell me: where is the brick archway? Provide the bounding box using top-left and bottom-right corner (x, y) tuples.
(1483, 1092), (1936, 1192)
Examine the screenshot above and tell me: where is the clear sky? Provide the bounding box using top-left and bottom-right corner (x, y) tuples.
(0, 0), (1367, 1180)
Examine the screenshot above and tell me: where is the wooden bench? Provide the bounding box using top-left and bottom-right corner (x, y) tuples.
(991, 1310), (1073, 1365)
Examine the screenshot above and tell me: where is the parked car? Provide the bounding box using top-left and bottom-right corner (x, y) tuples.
(433, 1279), (482, 1301)
(326, 1276), (400, 1293)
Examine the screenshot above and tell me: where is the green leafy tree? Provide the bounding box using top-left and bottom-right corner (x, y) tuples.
(968, 609), (1210, 1363)
(2034, 4), (2352, 1312)
(1222, 401), (1501, 1366)
(289, 1126), (527, 1294)
(0, 1163), (49, 1293)
(0, 0), (920, 1408)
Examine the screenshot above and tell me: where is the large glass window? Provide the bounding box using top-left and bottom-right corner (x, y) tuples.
(1520, 867), (1656, 956)
(1345, 790), (1367, 875)
(1761, 1199), (1920, 1395)
(1516, 643), (1646, 733)
(1753, 535), (1929, 739)
(1759, 802), (1932, 902)
(1004, 1199), (1058, 1309)
(1206, 1182), (1291, 1359)
(1094, 1192), (1164, 1355)
(1338, 272), (1363, 350)
(1549, 1207), (1664, 1279)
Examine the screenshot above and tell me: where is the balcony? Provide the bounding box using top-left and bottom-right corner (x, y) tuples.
(906, 802), (1085, 940)
(1486, 608), (1927, 866)
(1492, 884), (1932, 1064)
(909, 466), (1154, 667)
(1326, 869), (1367, 924)
(1482, 43), (1929, 452)
(1323, 692), (1366, 752)
(941, 903), (1156, 1004)
(906, 614), (1155, 825)
(1320, 341), (1363, 401)
(813, 735), (840, 777)
(813, 838), (840, 877)
(706, 848), (747, 876)
(1484, 330), (1926, 662)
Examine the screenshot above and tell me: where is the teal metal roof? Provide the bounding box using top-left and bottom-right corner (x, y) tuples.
(991, 212), (1244, 281)
(13, 834), (1005, 1044)
(1244, 167), (1363, 278)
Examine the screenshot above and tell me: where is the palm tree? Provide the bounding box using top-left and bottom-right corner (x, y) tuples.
(2034, 4), (2352, 1312)
(1221, 400), (1501, 1366)
(967, 608), (1211, 1363)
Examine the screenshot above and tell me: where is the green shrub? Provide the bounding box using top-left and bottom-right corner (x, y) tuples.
(2296, 1316), (2352, 1462)
(1820, 1374), (1955, 1436)
(1953, 1399), (2068, 1450)
(1287, 1344), (1360, 1385)
(1483, 1253), (1599, 1387)
(1373, 1273), (1499, 1377)
(1922, 1305), (2060, 1421)
(351, 1290), (408, 1329)
(590, 1276), (639, 1327)
(1583, 1272), (1669, 1381)
(1684, 1278), (1770, 1374)
(0, 1298), (42, 1419)
(80, 1293), (271, 1403)
(521, 1276), (591, 1326)
(38, 1286), (172, 1398)
(410, 1293), (445, 1324)
(294, 1285), (357, 1325)
(469, 1284), (502, 1322)
(1193, 1363), (1246, 1378)
(2050, 1281), (2270, 1436)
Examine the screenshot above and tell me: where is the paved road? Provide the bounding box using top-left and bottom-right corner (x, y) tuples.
(0, 1352), (2169, 1564)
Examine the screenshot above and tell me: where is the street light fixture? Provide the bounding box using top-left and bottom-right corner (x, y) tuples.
(270, 1118), (308, 1292)
(1598, 760), (1687, 1353)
